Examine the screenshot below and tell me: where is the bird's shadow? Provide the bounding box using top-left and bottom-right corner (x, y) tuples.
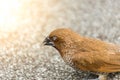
(73, 71), (120, 80)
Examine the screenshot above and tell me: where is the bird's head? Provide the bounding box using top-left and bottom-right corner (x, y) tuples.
(43, 28), (81, 51)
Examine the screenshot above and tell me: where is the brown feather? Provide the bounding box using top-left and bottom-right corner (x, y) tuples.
(48, 28), (120, 73)
(45, 28), (120, 79)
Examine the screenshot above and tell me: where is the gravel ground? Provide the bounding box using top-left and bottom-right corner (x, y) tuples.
(0, 0), (120, 80)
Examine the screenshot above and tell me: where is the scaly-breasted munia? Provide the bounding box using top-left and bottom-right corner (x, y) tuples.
(43, 28), (120, 80)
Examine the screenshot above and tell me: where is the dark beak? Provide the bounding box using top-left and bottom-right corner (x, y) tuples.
(43, 37), (54, 46)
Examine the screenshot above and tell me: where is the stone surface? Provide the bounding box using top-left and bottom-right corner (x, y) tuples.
(0, 0), (120, 80)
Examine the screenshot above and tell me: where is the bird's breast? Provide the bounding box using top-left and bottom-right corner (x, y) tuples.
(63, 53), (74, 67)
(62, 52), (109, 76)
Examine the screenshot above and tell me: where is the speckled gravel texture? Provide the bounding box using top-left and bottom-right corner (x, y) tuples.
(0, 0), (120, 80)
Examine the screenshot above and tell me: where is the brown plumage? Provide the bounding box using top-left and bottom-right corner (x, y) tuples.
(43, 28), (120, 80)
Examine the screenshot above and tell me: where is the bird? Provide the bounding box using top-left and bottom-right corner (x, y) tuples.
(43, 28), (120, 80)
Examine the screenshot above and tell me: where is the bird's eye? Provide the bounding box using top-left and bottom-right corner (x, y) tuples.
(52, 36), (57, 41)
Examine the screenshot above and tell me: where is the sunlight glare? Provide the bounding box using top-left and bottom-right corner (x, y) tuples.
(0, 0), (21, 31)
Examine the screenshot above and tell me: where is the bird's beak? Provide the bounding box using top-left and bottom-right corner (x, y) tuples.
(43, 37), (55, 46)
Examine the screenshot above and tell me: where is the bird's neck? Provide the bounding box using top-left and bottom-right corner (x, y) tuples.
(55, 43), (77, 57)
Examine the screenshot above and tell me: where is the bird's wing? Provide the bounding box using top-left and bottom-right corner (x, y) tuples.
(72, 51), (120, 73)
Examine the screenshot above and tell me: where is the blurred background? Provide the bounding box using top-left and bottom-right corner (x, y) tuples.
(0, 0), (120, 80)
